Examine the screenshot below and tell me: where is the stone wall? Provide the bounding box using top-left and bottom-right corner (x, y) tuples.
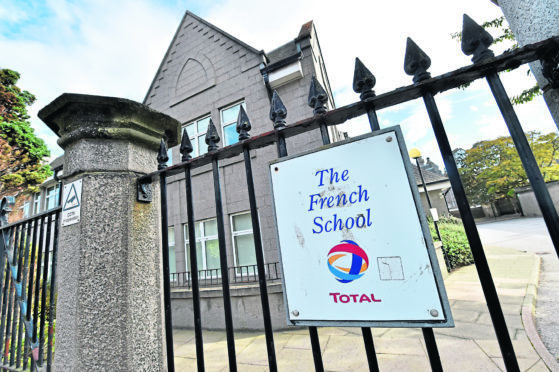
(171, 283), (292, 330)
(517, 181), (559, 217)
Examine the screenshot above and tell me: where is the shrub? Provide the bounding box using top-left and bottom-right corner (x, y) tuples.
(429, 217), (474, 270)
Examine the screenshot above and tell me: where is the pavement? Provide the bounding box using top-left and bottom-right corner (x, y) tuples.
(173, 217), (559, 371)
(477, 217), (559, 366)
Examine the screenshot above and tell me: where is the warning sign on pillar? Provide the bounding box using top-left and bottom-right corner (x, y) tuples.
(269, 127), (453, 328)
(62, 179), (82, 227)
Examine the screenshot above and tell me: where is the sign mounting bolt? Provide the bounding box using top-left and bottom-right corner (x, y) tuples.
(291, 310), (299, 317)
(386, 136), (393, 142)
(430, 309), (439, 317)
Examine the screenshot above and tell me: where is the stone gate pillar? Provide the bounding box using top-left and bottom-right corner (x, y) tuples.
(492, 0), (559, 128)
(38, 94), (180, 371)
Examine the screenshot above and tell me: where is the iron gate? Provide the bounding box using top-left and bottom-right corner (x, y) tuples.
(0, 197), (61, 372)
(138, 16), (559, 372)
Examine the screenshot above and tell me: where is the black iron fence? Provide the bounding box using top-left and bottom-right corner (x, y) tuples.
(138, 16), (559, 372)
(0, 198), (60, 372)
(170, 262), (282, 289)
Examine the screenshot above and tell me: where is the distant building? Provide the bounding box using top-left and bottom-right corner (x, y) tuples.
(412, 161), (451, 219)
(9, 156), (63, 223)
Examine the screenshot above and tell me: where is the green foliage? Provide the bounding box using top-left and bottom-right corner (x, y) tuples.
(510, 83), (542, 105)
(0, 68), (51, 198)
(451, 16), (541, 104)
(454, 131), (559, 206)
(451, 16), (517, 48)
(429, 217), (474, 269)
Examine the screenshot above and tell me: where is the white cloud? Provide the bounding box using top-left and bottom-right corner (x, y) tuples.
(1, 0), (186, 156)
(0, 1), (28, 23)
(5, 0), (556, 164)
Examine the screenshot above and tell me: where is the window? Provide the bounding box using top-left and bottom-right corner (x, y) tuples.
(32, 193), (41, 215)
(220, 101), (246, 146)
(168, 226), (176, 274)
(45, 184), (60, 210)
(182, 116), (210, 157)
(22, 200), (31, 218)
(231, 212), (257, 270)
(183, 219), (220, 273)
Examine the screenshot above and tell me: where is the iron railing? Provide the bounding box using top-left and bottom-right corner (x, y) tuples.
(138, 15), (559, 372)
(170, 262), (282, 289)
(0, 198), (61, 372)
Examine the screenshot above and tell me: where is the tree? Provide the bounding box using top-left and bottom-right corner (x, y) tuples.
(0, 68), (51, 199)
(455, 131), (559, 207)
(451, 16), (542, 105)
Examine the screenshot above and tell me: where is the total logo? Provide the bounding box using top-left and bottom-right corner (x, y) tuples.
(327, 240), (382, 304)
(327, 240), (369, 283)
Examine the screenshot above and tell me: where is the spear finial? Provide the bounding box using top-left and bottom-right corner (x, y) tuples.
(353, 57), (376, 101)
(461, 14), (495, 63)
(157, 138), (169, 170)
(236, 105), (251, 141)
(404, 37), (432, 83)
(179, 128), (193, 161)
(308, 75), (328, 115)
(270, 90), (287, 129)
(205, 119), (220, 152)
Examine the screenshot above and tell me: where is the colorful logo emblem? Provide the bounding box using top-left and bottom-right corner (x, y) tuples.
(327, 240), (369, 283)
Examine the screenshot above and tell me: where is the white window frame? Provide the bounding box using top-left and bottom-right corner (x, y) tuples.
(220, 101), (246, 146)
(22, 199), (31, 219)
(168, 226), (177, 281)
(183, 218), (220, 276)
(45, 184), (60, 211)
(230, 211), (260, 276)
(182, 115), (211, 158)
(32, 193), (41, 215)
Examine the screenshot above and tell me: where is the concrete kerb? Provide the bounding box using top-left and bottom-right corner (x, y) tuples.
(520, 254), (559, 371)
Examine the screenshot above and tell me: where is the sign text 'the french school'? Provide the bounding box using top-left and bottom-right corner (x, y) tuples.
(308, 168), (372, 234)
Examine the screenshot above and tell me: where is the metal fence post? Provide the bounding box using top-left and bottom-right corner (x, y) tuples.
(37, 93), (181, 371)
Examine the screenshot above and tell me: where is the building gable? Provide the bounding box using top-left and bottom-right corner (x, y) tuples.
(144, 11), (263, 109)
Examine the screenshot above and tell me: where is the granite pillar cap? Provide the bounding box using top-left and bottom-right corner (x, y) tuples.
(38, 93), (181, 150)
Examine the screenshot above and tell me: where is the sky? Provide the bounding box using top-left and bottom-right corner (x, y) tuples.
(1, 0), (557, 169)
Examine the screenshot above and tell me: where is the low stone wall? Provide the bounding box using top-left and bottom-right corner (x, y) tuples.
(171, 282), (294, 330)
(516, 182), (559, 217)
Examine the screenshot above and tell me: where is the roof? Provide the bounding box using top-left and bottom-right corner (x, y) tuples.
(50, 155), (64, 169)
(182, 11), (262, 55)
(412, 165), (448, 186)
(264, 20), (314, 65)
(266, 41), (299, 64)
(298, 21), (313, 39)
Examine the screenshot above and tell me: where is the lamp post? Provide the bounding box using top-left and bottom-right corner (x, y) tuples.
(409, 148), (452, 272)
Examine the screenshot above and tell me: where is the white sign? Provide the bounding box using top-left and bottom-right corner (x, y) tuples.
(430, 207), (439, 222)
(62, 179), (82, 227)
(270, 128), (452, 327)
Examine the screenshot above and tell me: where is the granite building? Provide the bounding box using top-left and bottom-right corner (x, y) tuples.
(143, 11), (342, 280)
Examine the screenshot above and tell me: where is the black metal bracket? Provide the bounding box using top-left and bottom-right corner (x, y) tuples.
(137, 181), (152, 203)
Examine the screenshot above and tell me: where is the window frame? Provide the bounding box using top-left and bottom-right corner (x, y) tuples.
(181, 115), (211, 158)
(220, 101), (246, 147)
(45, 184), (60, 211)
(183, 218), (220, 276)
(168, 226), (177, 281)
(230, 211), (259, 275)
(22, 199), (31, 219)
(32, 193), (41, 215)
